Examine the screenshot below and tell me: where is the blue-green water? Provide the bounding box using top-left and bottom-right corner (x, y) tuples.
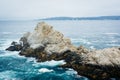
(0, 20), (120, 80)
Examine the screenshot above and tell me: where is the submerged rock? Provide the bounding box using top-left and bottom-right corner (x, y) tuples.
(6, 22), (120, 80)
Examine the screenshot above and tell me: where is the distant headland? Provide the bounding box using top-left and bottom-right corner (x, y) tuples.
(39, 16), (120, 20)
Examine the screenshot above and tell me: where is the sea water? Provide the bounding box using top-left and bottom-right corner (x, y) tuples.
(0, 20), (120, 80)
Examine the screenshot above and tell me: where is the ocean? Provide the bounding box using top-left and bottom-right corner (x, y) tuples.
(0, 20), (120, 80)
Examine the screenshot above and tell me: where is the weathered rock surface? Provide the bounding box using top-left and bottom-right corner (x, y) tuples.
(61, 47), (120, 80)
(84, 47), (120, 66)
(21, 22), (77, 54)
(6, 22), (120, 80)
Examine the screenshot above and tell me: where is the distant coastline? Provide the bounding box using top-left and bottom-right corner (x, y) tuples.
(39, 16), (120, 20)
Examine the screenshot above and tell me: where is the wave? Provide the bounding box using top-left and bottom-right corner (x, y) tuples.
(90, 46), (96, 49)
(0, 51), (26, 59)
(106, 44), (120, 46)
(0, 38), (25, 58)
(38, 68), (53, 73)
(0, 32), (12, 34)
(0, 70), (20, 80)
(0, 32), (24, 35)
(26, 57), (36, 63)
(0, 51), (18, 57)
(33, 60), (66, 67)
(104, 32), (119, 35)
(66, 68), (78, 75)
(0, 39), (19, 50)
(71, 38), (92, 45)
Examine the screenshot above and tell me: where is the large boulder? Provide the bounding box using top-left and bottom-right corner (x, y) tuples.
(20, 22), (77, 55)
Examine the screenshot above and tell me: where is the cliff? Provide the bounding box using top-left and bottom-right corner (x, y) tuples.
(6, 22), (120, 80)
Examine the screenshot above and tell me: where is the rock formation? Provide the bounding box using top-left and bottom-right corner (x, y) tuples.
(6, 41), (22, 51)
(6, 22), (120, 80)
(21, 22), (77, 54)
(61, 47), (120, 80)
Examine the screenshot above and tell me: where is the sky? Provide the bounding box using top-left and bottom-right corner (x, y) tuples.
(0, 0), (120, 20)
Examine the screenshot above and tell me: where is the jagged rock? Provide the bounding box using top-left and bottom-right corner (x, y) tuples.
(61, 47), (120, 80)
(6, 41), (22, 51)
(20, 22), (77, 54)
(77, 45), (89, 54)
(6, 22), (120, 80)
(84, 47), (120, 66)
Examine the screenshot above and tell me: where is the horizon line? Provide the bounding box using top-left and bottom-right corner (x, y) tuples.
(0, 15), (120, 21)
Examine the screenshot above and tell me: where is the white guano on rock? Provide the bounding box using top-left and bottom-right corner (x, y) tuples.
(22, 22), (77, 54)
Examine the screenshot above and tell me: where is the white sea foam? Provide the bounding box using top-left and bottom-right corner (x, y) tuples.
(90, 46), (95, 49)
(104, 33), (119, 35)
(111, 40), (118, 43)
(38, 68), (53, 73)
(0, 51), (25, 59)
(0, 70), (21, 80)
(66, 68), (78, 75)
(71, 38), (92, 45)
(33, 60), (66, 67)
(0, 32), (24, 35)
(106, 44), (120, 46)
(26, 57), (36, 63)
(1, 32), (12, 34)
(0, 39), (19, 50)
(65, 68), (83, 79)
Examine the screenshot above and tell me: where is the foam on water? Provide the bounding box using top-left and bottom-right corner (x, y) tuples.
(26, 57), (36, 63)
(1, 32), (13, 35)
(0, 70), (20, 80)
(33, 60), (66, 67)
(0, 39), (19, 50)
(104, 33), (119, 35)
(38, 68), (54, 73)
(0, 32), (24, 35)
(0, 51), (18, 57)
(66, 68), (78, 75)
(90, 46), (96, 49)
(106, 44), (120, 46)
(71, 38), (92, 45)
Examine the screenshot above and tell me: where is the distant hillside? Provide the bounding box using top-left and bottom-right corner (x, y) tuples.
(39, 16), (120, 20)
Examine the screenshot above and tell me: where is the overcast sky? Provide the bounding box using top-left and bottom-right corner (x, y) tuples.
(0, 0), (120, 20)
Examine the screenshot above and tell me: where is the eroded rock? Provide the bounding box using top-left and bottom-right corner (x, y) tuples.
(21, 22), (77, 54)
(61, 47), (120, 80)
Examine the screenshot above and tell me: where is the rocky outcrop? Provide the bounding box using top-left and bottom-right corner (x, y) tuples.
(61, 47), (120, 80)
(21, 22), (77, 54)
(84, 47), (120, 66)
(6, 41), (22, 51)
(6, 22), (120, 80)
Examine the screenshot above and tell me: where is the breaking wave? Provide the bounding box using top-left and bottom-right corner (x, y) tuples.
(38, 68), (54, 73)
(33, 60), (66, 67)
